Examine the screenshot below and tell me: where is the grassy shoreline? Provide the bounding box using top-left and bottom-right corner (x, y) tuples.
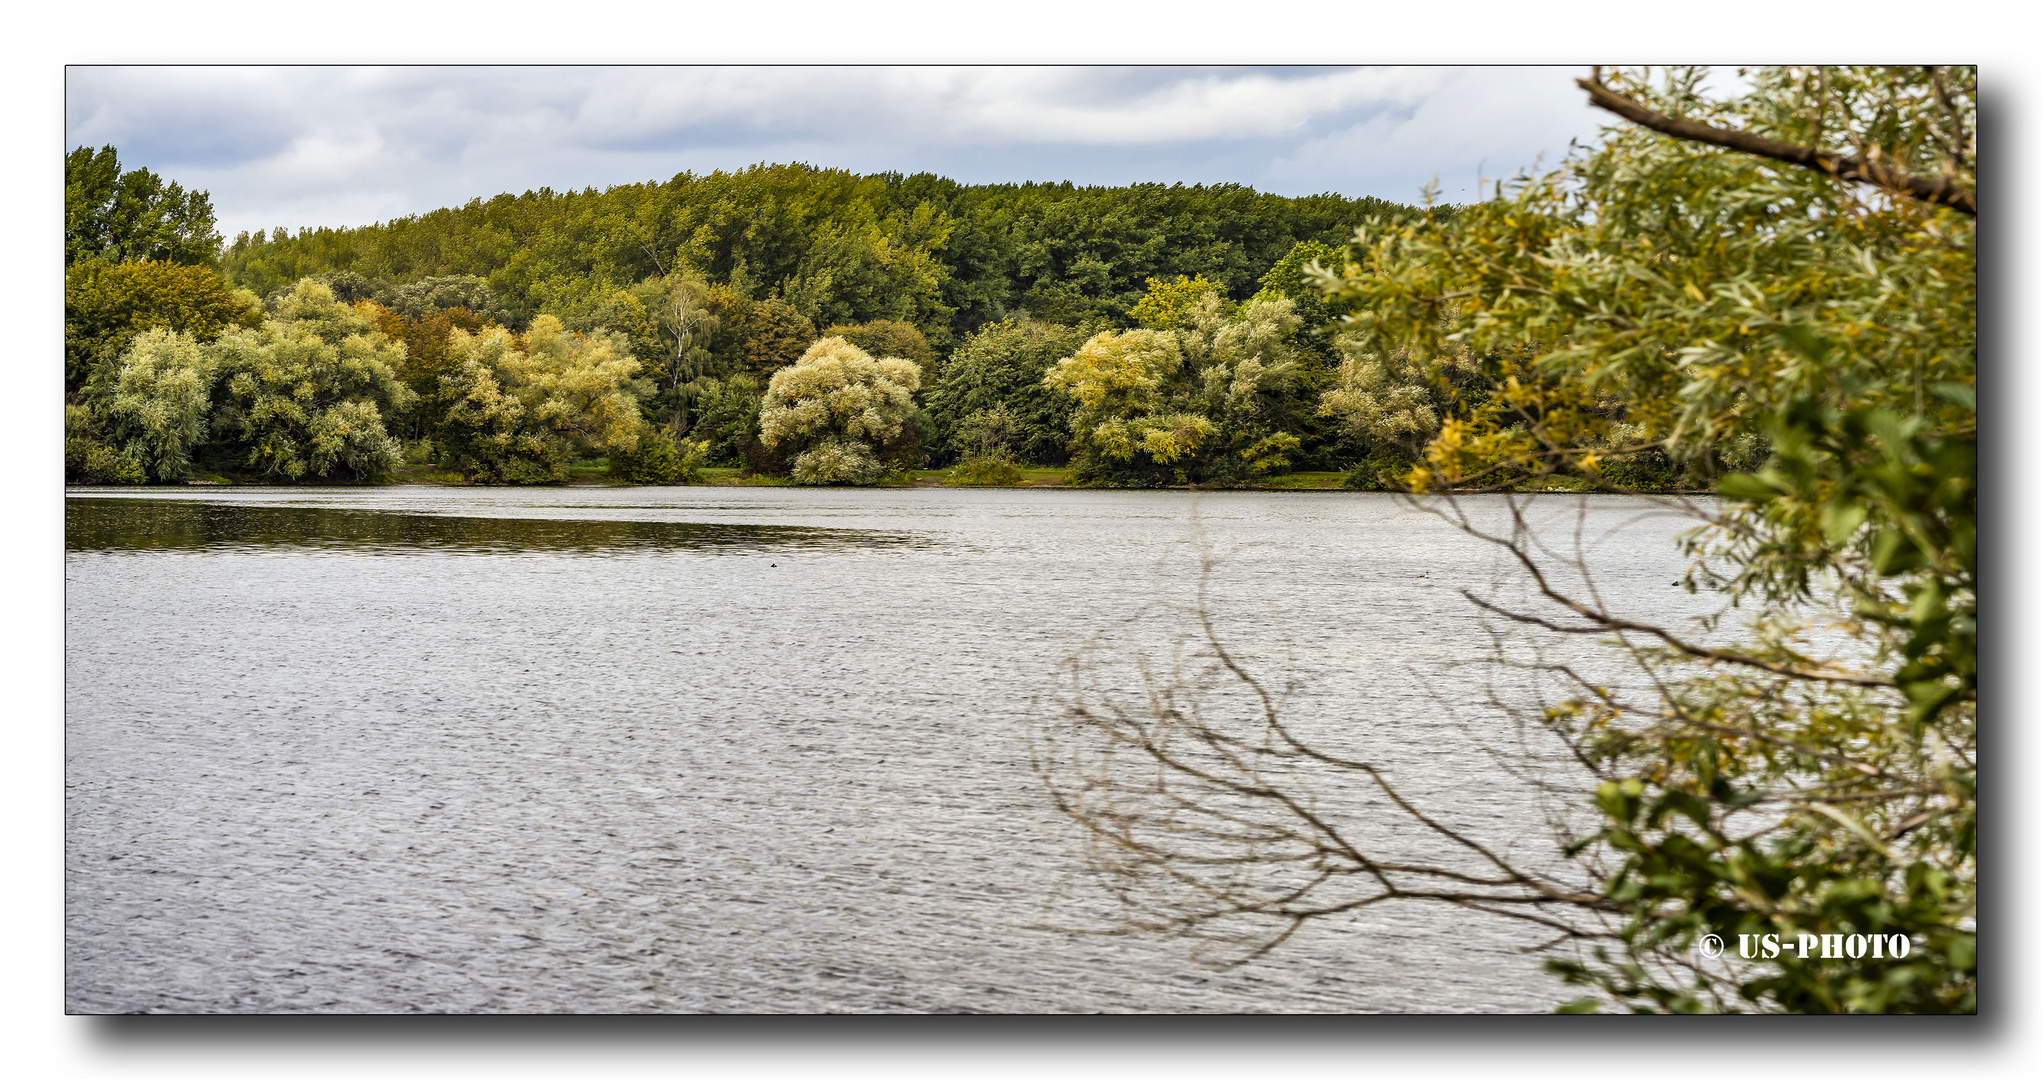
(140, 465), (1706, 494)
(167, 464), (1364, 491)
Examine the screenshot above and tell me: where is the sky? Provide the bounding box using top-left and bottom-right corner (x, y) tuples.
(66, 66), (1611, 240)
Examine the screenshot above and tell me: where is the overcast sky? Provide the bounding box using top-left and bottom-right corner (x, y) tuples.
(66, 66), (1611, 241)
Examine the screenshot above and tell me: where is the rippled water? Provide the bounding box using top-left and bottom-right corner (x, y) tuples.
(66, 485), (1713, 1013)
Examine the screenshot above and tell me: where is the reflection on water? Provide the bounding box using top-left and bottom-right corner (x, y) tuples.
(66, 497), (926, 556)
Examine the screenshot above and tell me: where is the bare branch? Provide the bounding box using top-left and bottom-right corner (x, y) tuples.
(1456, 589), (1891, 691)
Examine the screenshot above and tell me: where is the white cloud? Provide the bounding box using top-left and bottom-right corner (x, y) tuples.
(65, 66), (1608, 238)
(1263, 68), (1603, 202)
(868, 66), (1446, 145)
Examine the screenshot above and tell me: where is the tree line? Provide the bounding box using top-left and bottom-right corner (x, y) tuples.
(69, 148), (1744, 492)
(218, 164), (1428, 348)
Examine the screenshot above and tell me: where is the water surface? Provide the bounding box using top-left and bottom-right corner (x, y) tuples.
(66, 485), (1711, 1012)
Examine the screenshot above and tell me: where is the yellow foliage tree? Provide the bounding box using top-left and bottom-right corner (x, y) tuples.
(438, 315), (647, 484)
(1044, 289), (1306, 486)
(758, 336), (921, 485)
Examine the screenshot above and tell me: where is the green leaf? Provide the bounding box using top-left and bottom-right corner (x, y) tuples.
(1821, 500), (1868, 546)
(1931, 382), (1976, 413)
(1716, 473), (1780, 502)
(1947, 935), (1975, 973)
(1778, 325), (1831, 363)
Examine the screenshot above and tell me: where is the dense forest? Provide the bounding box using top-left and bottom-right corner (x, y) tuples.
(218, 165), (1420, 343)
(67, 146), (1719, 492)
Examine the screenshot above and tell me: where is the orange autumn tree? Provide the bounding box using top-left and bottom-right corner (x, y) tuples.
(357, 300), (500, 441)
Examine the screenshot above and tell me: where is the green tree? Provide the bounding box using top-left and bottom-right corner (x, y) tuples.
(692, 375), (766, 467)
(66, 145), (221, 268)
(65, 259), (262, 394)
(943, 405), (1027, 486)
(780, 201), (956, 347)
(209, 281), (415, 482)
(307, 270), (389, 305)
(606, 423), (703, 484)
(822, 319), (934, 370)
(1317, 342), (1443, 447)
(1251, 239), (1358, 361)
(758, 336), (921, 485)
(216, 162), (1427, 349)
(703, 288), (818, 384)
(358, 300), (497, 441)
(385, 274), (513, 325)
(1316, 333), (1485, 488)
(517, 317), (649, 456)
(99, 328), (217, 482)
(624, 273), (719, 433)
(1127, 274), (1234, 331)
(925, 317), (1090, 465)
(1039, 66), (1975, 1014)
(436, 327), (563, 484)
(1251, 240), (1343, 306)
(542, 281), (663, 374)
(1045, 289), (1308, 486)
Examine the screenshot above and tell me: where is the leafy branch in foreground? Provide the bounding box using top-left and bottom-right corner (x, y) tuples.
(1039, 66), (1973, 1012)
(1577, 68), (1975, 216)
(1307, 66), (1973, 498)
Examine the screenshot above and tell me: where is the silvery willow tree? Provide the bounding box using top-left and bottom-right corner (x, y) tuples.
(210, 281), (416, 482)
(82, 280), (414, 483)
(1035, 66), (1974, 1013)
(757, 336), (922, 485)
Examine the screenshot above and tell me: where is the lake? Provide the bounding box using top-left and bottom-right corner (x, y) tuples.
(65, 485), (1713, 1012)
